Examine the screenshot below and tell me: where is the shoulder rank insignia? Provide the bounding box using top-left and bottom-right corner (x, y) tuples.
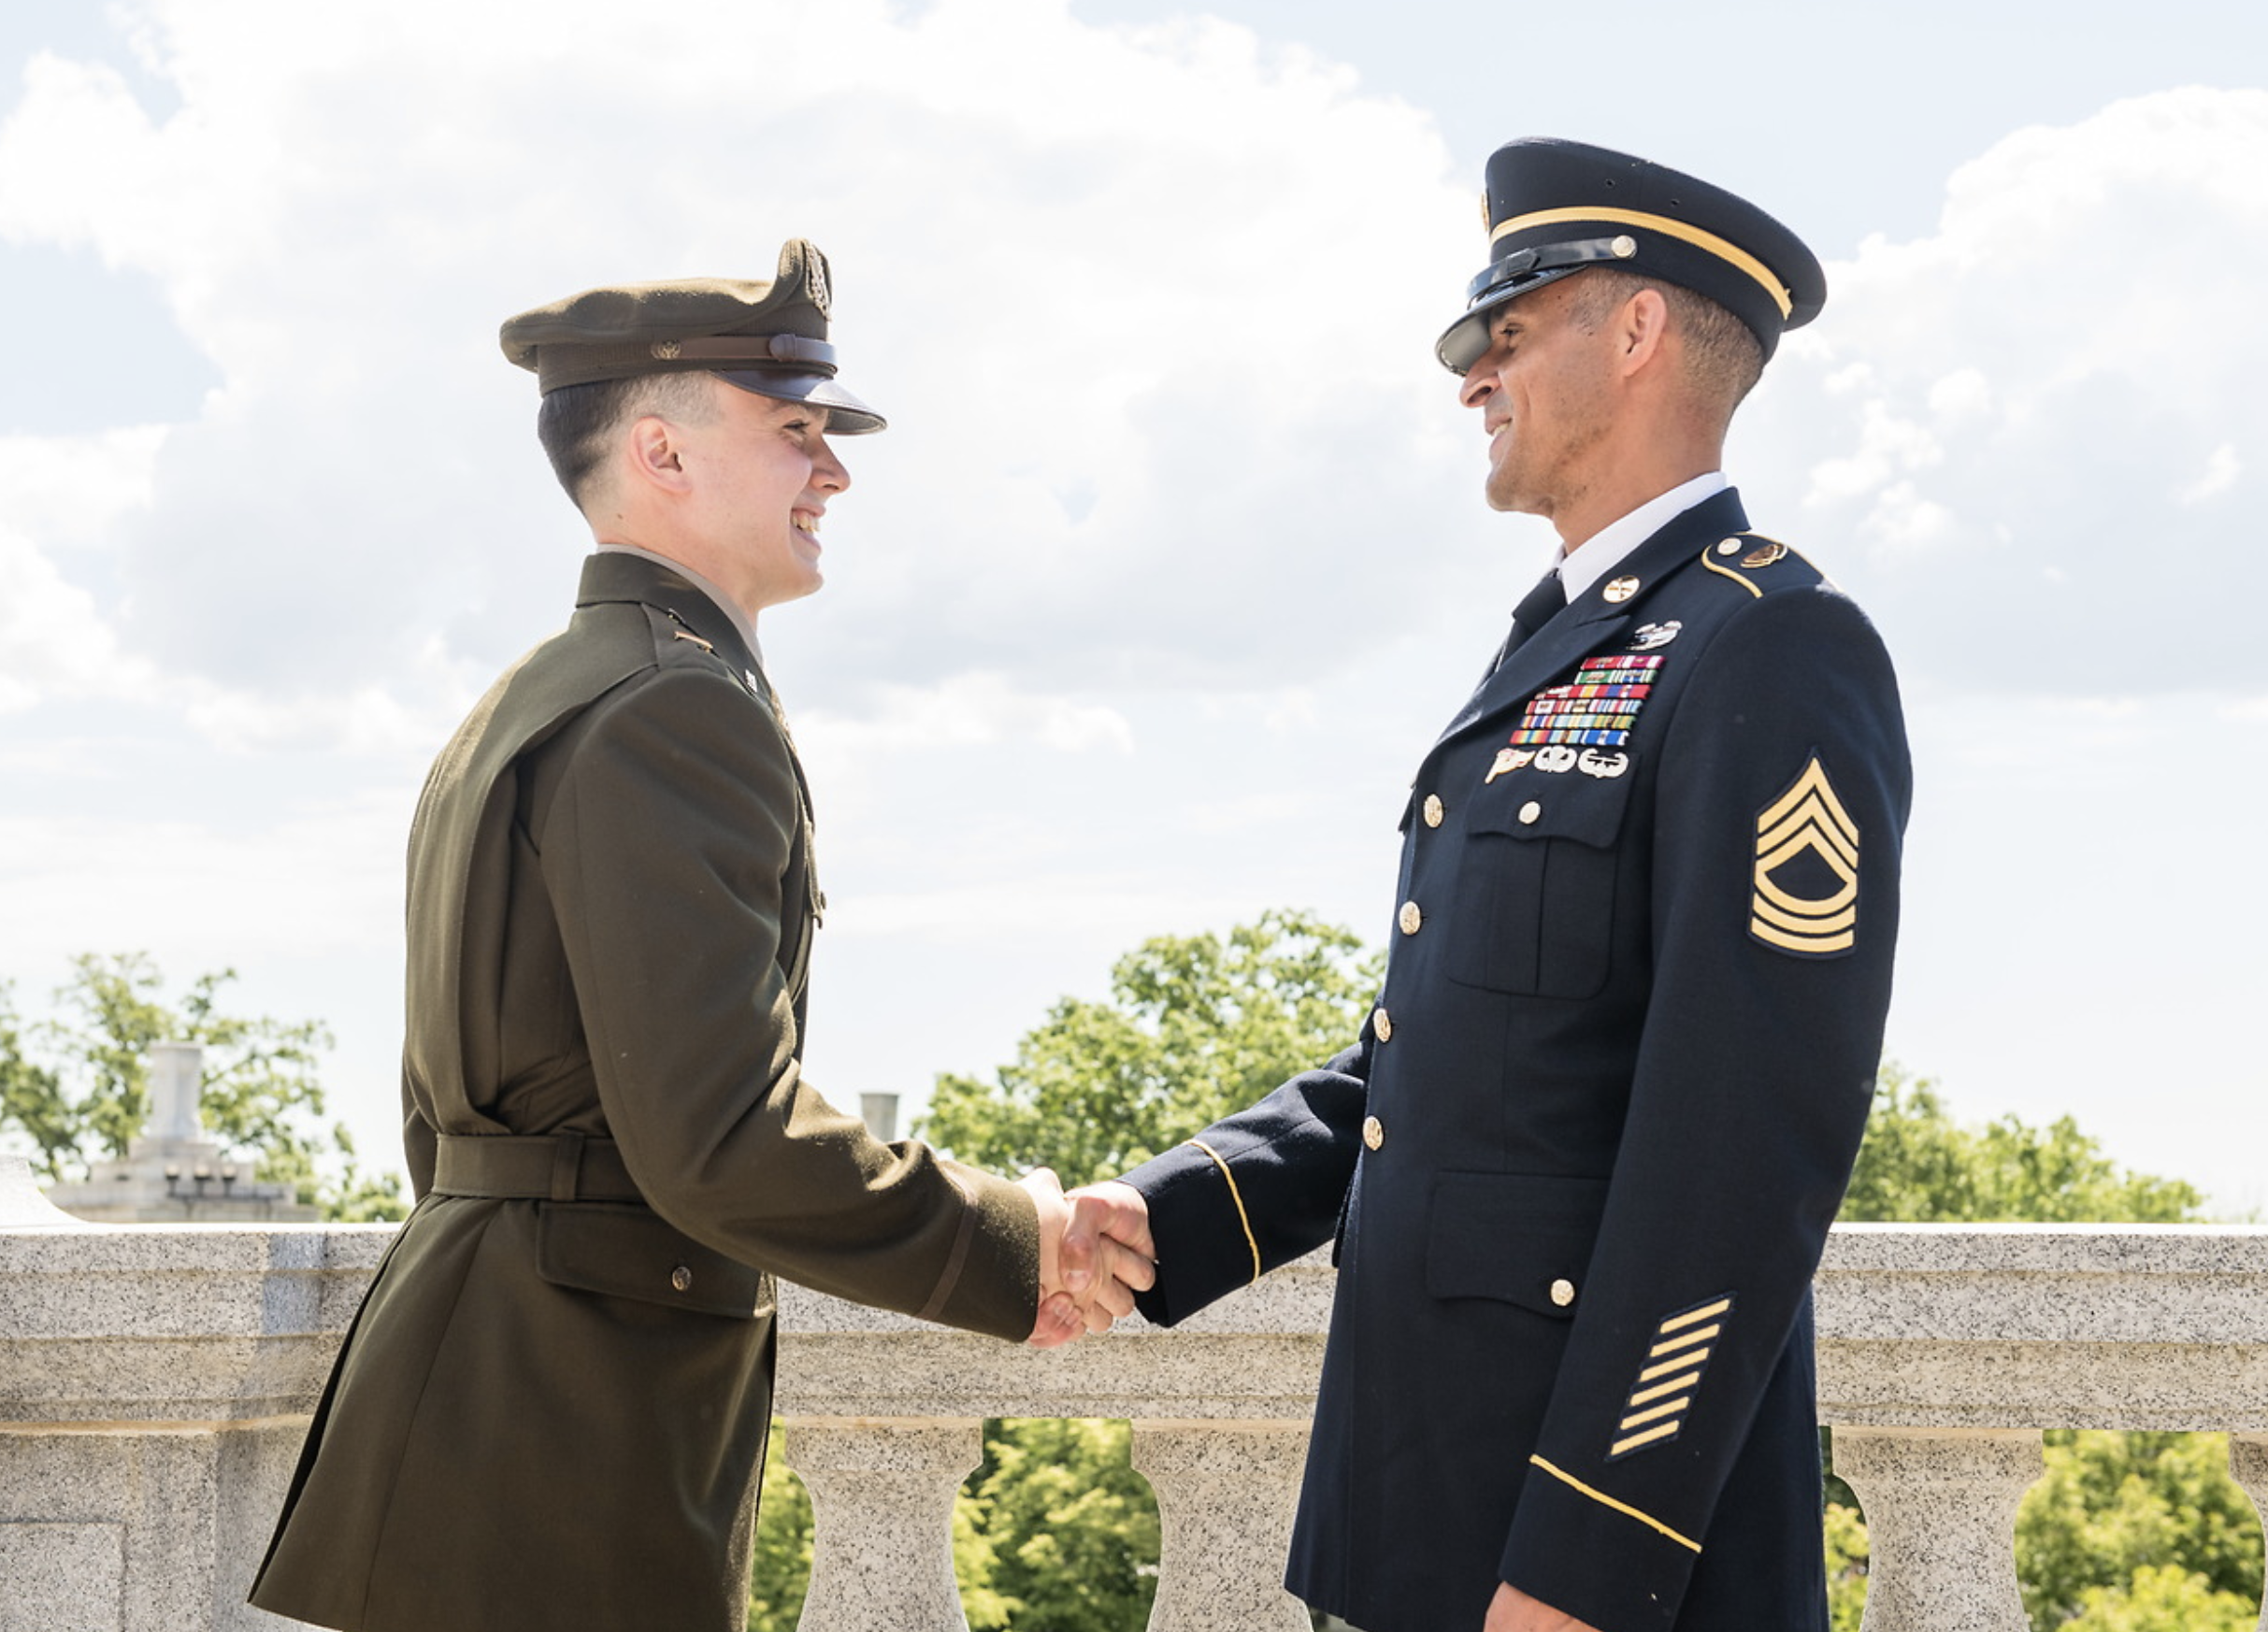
(670, 630), (714, 653)
(1611, 1295), (1734, 1459)
(1750, 754), (1859, 957)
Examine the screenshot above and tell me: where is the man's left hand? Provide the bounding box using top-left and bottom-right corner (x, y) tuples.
(1486, 1582), (1601, 1632)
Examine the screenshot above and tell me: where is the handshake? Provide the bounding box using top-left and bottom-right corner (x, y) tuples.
(1014, 1172), (1157, 1349)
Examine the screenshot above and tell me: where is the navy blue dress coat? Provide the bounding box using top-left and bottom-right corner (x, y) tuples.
(1125, 488), (1911, 1631)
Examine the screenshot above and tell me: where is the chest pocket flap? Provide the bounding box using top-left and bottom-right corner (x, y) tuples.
(1447, 768), (1635, 998)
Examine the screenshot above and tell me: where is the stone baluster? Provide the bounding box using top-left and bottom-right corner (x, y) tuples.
(2229, 1435), (2268, 1632)
(1833, 1426), (2040, 1632)
(1131, 1420), (1311, 1632)
(782, 1416), (983, 1632)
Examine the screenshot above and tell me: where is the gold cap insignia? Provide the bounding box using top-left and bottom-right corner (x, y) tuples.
(650, 340), (683, 360)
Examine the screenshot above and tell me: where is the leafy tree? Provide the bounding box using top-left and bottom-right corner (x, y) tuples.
(1842, 1066), (2203, 1224)
(744, 1442), (813, 1632)
(920, 908), (1383, 1187)
(2058, 1561), (2260, 1632)
(0, 953), (407, 1222)
(966, 1418), (1159, 1632)
(2017, 1432), (2263, 1630)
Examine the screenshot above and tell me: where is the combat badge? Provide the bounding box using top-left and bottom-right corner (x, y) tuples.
(1577, 749), (1629, 779)
(1629, 621), (1682, 651)
(1486, 747), (1535, 783)
(1609, 1295), (1734, 1460)
(1749, 754), (1859, 957)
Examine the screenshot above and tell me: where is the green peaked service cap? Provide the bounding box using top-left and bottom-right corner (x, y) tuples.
(499, 238), (884, 433)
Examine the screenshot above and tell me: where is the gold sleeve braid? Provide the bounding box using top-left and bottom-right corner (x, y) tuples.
(1184, 1138), (1262, 1286)
(1527, 1455), (1701, 1553)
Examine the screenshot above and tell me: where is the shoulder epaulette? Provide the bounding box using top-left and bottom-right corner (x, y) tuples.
(1695, 533), (1828, 599)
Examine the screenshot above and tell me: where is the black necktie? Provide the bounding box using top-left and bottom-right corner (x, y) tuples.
(1490, 568), (1567, 674)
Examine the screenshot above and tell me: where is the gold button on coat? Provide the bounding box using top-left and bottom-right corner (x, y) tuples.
(1422, 795), (1444, 828)
(1550, 1278), (1576, 1307)
(670, 1265), (693, 1294)
(1372, 1007), (1393, 1041)
(1399, 901), (1422, 935)
(1518, 801), (1542, 825)
(1362, 1115), (1385, 1151)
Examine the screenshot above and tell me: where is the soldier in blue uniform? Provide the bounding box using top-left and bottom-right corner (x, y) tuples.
(1069, 139), (1912, 1630)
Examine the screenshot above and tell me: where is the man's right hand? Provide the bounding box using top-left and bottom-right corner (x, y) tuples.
(1022, 1173), (1156, 1347)
(1056, 1181), (1155, 1332)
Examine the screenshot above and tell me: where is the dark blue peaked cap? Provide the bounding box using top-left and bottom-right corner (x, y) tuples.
(1436, 138), (1827, 374)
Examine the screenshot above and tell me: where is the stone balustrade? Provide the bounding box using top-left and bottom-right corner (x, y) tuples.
(3, 1156), (2265, 1632)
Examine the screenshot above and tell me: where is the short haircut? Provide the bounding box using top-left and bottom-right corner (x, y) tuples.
(1569, 268), (1765, 414)
(534, 370), (721, 509)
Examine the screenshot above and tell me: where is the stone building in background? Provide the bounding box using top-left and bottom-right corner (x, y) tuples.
(42, 1041), (316, 1224)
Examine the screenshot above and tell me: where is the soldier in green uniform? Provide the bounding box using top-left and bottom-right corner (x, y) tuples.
(251, 240), (1148, 1632)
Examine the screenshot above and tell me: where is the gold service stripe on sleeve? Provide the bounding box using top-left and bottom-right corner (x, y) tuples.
(1659, 1297), (1733, 1333)
(1486, 207), (1795, 318)
(1649, 1324), (1722, 1359)
(1618, 1396), (1693, 1431)
(1628, 1371), (1704, 1408)
(1638, 1350), (1713, 1384)
(1184, 1138), (1262, 1286)
(1528, 1455), (1702, 1553)
(1610, 1421), (1687, 1458)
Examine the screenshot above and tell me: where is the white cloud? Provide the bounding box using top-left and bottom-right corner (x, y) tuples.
(2176, 442), (2240, 506)
(0, 0), (1479, 737)
(1737, 87), (2268, 694)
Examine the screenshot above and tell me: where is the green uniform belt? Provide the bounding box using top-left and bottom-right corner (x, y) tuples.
(431, 1132), (646, 1204)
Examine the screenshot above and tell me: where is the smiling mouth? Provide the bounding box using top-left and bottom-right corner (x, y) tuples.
(792, 508), (824, 537)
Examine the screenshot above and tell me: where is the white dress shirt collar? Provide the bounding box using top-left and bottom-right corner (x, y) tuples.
(1553, 471), (1729, 602)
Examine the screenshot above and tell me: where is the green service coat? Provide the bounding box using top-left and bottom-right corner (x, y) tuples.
(251, 551), (1040, 1632)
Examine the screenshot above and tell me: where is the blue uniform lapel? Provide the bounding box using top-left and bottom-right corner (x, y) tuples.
(1429, 489), (1752, 761)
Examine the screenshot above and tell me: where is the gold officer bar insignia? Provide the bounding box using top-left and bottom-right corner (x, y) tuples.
(1749, 755), (1859, 957)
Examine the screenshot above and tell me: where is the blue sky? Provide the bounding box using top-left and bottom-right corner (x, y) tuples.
(2, 0), (2263, 1214)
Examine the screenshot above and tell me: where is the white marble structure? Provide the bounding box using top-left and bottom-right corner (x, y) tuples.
(0, 1167), (2263, 1632)
(40, 1045), (315, 1224)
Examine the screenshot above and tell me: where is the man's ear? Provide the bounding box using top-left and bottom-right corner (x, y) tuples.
(1615, 287), (1672, 377)
(624, 414), (692, 496)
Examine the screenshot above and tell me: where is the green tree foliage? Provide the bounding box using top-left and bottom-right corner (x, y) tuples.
(1841, 1066), (2203, 1224)
(745, 1443), (813, 1632)
(920, 908), (1383, 1187)
(2058, 1562), (2261, 1632)
(2017, 1433), (2263, 1631)
(966, 1418), (1159, 1632)
(0, 954), (407, 1221)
